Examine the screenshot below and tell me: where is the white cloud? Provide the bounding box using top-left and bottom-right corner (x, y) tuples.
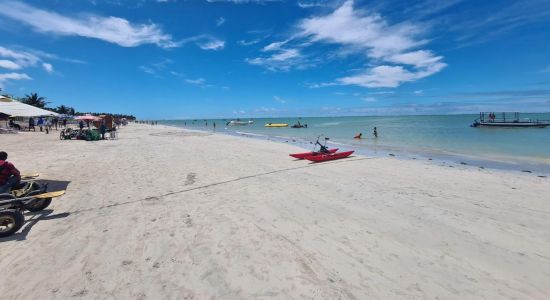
(0, 46), (60, 76)
(237, 39), (261, 46)
(0, 1), (177, 48)
(198, 39), (225, 50)
(296, 0), (445, 88)
(185, 78), (206, 85)
(273, 96), (287, 104)
(246, 48), (306, 71)
(184, 77), (227, 89)
(207, 0), (280, 3)
(247, 40), (313, 71)
(298, 1), (425, 57)
(0, 72), (32, 88)
(180, 35), (225, 51)
(42, 63), (54, 73)
(0, 46), (41, 68)
(337, 65), (443, 88)
(262, 40), (289, 51)
(0, 60), (21, 70)
(413, 90), (424, 95)
(297, 1), (329, 8)
(216, 17), (226, 27)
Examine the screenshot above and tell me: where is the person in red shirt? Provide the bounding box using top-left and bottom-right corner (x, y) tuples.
(0, 151), (21, 194)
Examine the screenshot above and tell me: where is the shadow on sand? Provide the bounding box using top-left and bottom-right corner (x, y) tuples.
(0, 179), (72, 242)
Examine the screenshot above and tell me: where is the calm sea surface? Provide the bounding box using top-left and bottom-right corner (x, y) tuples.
(159, 114), (550, 172)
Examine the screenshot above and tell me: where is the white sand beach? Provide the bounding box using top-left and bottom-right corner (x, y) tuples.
(1, 124), (549, 299)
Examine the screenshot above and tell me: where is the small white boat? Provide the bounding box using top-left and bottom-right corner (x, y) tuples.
(227, 119), (254, 126)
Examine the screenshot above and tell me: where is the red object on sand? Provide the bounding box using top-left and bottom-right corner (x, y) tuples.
(305, 151), (355, 162)
(289, 148), (338, 159)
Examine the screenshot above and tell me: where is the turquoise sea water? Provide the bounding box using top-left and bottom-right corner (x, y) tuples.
(160, 114), (550, 173)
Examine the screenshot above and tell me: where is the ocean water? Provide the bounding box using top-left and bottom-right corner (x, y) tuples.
(159, 114), (550, 172)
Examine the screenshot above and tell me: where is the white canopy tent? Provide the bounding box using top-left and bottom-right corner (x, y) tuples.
(0, 96), (59, 117)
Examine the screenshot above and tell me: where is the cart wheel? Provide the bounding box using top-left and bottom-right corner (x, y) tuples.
(0, 209), (24, 238)
(24, 187), (52, 212)
(59, 131), (64, 140)
(24, 198), (52, 212)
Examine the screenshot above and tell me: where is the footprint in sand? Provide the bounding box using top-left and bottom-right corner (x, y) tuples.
(122, 260), (133, 266)
(184, 173), (197, 185)
(183, 214), (192, 227)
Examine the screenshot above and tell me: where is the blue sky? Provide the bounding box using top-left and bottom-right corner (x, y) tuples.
(0, 0), (549, 119)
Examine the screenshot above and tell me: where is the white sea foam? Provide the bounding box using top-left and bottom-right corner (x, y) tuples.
(236, 131), (267, 137)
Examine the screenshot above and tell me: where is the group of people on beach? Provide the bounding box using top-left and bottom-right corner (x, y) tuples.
(354, 127), (378, 139)
(24, 117), (67, 133)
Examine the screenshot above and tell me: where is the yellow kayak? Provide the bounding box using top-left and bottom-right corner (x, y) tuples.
(265, 123), (289, 127)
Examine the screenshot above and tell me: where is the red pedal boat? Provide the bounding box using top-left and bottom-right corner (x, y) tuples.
(289, 148), (338, 159)
(305, 150), (354, 162)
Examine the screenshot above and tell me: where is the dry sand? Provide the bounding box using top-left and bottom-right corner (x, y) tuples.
(1, 124), (549, 299)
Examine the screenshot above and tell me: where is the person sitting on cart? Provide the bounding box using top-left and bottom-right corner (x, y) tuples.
(9, 119), (21, 130)
(0, 151), (21, 194)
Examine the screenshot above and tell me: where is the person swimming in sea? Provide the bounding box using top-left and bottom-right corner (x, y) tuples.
(373, 127), (378, 138)
(354, 133), (362, 139)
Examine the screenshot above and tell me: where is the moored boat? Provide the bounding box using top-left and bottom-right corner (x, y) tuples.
(471, 112), (550, 128)
(305, 150), (355, 162)
(289, 148), (338, 159)
(227, 119), (254, 126)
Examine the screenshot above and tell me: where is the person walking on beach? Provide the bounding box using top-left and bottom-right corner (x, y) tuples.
(52, 117), (58, 130)
(0, 151), (21, 194)
(44, 118), (50, 134)
(62, 118), (67, 128)
(100, 121), (107, 140)
(37, 116), (44, 132)
(213, 122), (216, 130)
(28, 117), (35, 131)
(373, 127), (378, 138)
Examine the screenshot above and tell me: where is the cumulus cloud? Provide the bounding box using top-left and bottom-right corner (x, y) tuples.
(0, 1), (177, 48)
(42, 63), (54, 73)
(248, 1), (445, 87)
(297, 0), (446, 88)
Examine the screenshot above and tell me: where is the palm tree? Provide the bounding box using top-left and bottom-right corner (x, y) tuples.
(56, 105), (69, 114)
(21, 92), (49, 108)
